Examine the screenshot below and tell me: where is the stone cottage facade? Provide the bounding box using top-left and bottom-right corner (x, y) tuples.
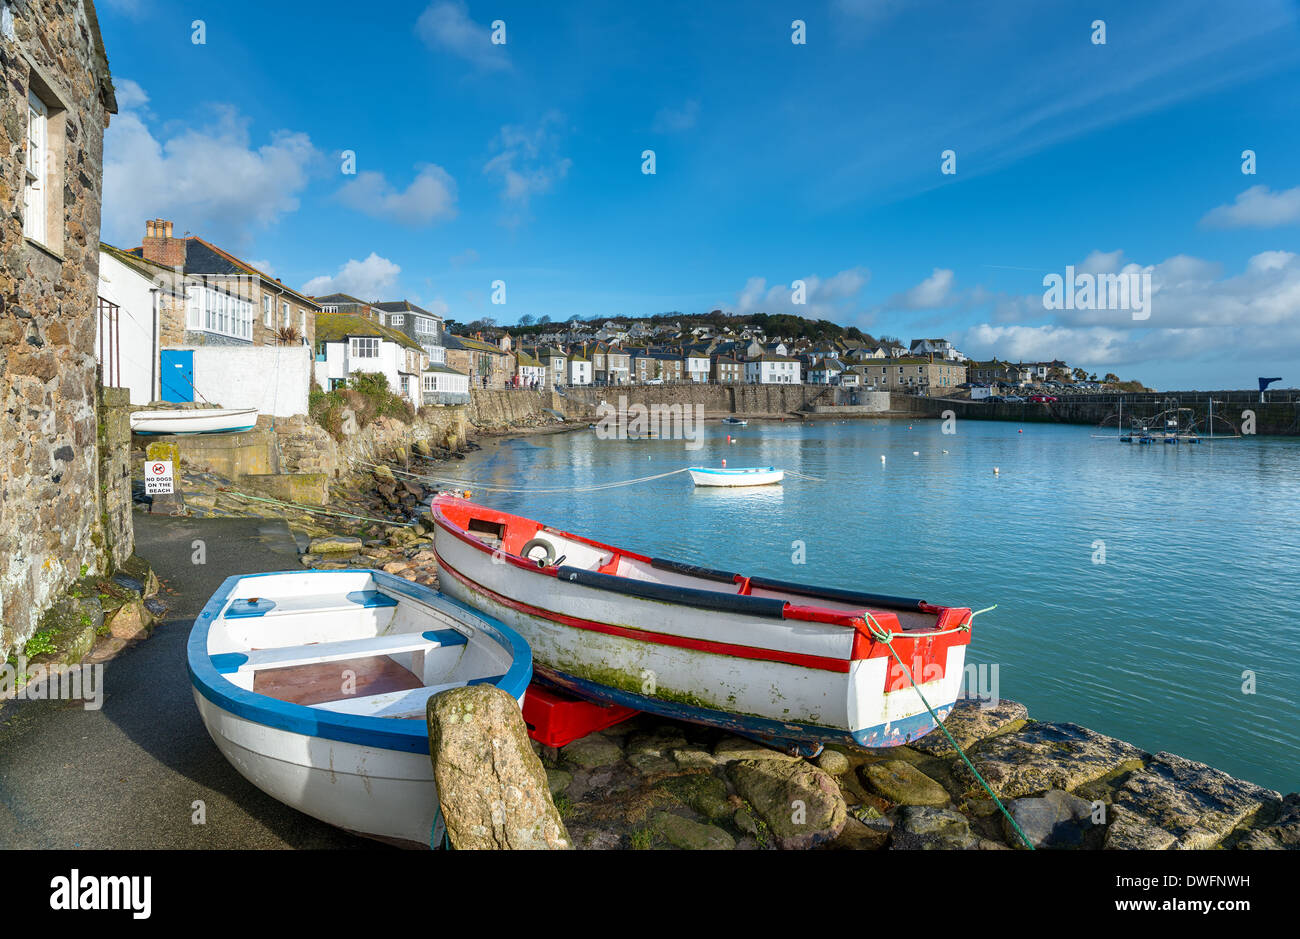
(1, 0), (117, 653)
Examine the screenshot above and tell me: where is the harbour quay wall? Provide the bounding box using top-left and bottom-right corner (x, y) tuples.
(890, 390), (1300, 436)
(557, 383), (829, 419)
(466, 388), (566, 431)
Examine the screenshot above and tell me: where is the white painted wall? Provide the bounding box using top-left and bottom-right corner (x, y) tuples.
(96, 251), (160, 404)
(176, 344), (312, 417)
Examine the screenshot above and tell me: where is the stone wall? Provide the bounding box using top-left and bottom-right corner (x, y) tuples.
(97, 386), (135, 567)
(558, 383), (829, 419)
(465, 388), (563, 431)
(0, 0), (115, 655)
(891, 390), (1300, 436)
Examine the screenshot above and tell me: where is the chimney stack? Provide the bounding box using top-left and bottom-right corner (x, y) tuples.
(141, 218), (186, 269)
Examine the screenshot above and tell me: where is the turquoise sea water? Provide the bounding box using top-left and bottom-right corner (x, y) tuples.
(453, 419), (1299, 792)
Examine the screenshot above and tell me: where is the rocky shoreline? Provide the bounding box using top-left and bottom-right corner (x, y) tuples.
(113, 420), (1298, 850)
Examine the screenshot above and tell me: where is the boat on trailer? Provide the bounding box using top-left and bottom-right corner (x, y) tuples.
(688, 465), (784, 487)
(187, 569), (531, 847)
(131, 406), (259, 435)
(431, 495), (975, 755)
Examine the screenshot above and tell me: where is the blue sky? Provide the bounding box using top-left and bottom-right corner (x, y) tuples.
(97, 0), (1300, 389)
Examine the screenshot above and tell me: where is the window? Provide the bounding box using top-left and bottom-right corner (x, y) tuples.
(23, 91), (48, 244)
(351, 337), (379, 358)
(282, 301), (290, 327)
(300, 310), (307, 338)
(389, 314), (404, 326)
(263, 295), (272, 327)
(187, 285), (252, 340)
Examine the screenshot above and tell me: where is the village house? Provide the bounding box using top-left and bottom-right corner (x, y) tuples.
(314, 314), (428, 402)
(711, 354), (743, 384)
(445, 333), (515, 389)
(859, 357), (967, 394)
(807, 358), (844, 385)
(745, 353), (802, 384)
(3, 0), (122, 654)
(604, 345), (631, 385)
(567, 349), (593, 385)
(540, 346), (567, 388)
(420, 363), (470, 405)
(96, 242), (185, 404)
(683, 349), (711, 383)
(516, 348), (546, 389)
(129, 219), (320, 350)
(374, 299), (447, 366)
(909, 338), (966, 361)
(314, 292), (380, 320)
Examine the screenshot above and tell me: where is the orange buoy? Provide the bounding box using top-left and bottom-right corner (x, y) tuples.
(722, 458), (727, 467)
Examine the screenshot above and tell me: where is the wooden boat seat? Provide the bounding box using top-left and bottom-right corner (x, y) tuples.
(224, 590), (398, 619)
(211, 628), (468, 675)
(313, 674), (506, 719)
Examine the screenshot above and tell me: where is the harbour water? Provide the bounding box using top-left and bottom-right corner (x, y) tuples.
(452, 419), (1300, 792)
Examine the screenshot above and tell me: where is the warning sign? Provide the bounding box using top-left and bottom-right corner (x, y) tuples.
(145, 460), (175, 495)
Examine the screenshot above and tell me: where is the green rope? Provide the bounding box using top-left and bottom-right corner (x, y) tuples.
(863, 605), (1035, 851)
(223, 490), (417, 528)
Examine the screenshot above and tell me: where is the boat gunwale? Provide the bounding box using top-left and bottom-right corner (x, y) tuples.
(430, 496), (971, 646)
(187, 569), (533, 755)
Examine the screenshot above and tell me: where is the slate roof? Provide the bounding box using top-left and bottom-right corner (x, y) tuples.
(315, 314), (423, 352)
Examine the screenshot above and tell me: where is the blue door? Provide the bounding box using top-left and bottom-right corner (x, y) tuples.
(160, 350), (194, 402)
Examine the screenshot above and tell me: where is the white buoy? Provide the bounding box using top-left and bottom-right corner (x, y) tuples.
(880, 455), (886, 463)
(994, 467), (1000, 475)
(942, 450), (949, 454)
(913, 451), (919, 456)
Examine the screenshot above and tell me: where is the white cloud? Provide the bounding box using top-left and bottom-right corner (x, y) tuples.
(415, 1), (509, 71)
(1201, 185), (1300, 229)
(336, 164), (458, 227)
(301, 253), (401, 301)
(896, 268), (954, 309)
(102, 88), (319, 247)
(652, 99), (700, 133)
(113, 78), (149, 111)
(483, 115), (571, 224)
(732, 267), (870, 314)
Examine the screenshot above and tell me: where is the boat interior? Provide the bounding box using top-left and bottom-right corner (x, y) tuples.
(438, 498), (945, 631)
(207, 572), (512, 719)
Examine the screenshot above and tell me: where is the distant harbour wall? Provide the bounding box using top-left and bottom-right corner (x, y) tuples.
(556, 383), (830, 419)
(891, 390), (1300, 436)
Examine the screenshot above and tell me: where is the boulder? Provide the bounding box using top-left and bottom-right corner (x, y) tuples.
(427, 685), (570, 849)
(860, 760), (950, 806)
(712, 736), (799, 764)
(888, 806), (979, 850)
(953, 721), (1148, 800)
(561, 733), (624, 770)
(815, 748), (851, 776)
(660, 773), (732, 821)
(1002, 789), (1096, 849)
(105, 597), (152, 640)
(1105, 751), (1281, 850)
(307, 534), (363, 555)
(372, 464), (395, 482)
(910, 698), (1030, 756)
(652, 812), (735, 850)
(728, 759), (846, 850)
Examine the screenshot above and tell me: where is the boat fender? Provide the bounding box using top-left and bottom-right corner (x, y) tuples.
(521, 537), (557, 567)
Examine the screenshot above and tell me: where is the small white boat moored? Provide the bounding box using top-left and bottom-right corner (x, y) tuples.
(187, 569), (531, 847)
(688, 465), (784, 487)
(130, 407), (259, 435)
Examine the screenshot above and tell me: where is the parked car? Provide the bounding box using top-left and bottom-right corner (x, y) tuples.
(1002, 395), (1026, 403)
(1030, 394), (1058, 403)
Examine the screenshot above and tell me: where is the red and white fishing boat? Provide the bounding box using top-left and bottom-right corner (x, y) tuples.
(431, 494), (977, 754)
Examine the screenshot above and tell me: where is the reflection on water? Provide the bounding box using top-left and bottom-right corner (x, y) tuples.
(448, 420), (1299, 791)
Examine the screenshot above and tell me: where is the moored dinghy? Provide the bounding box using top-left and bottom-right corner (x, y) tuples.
(688, 465), (784, 487)
(187, 569), (531, 847)
(131, 406), (259, 435)
(431, 494), (977, 755)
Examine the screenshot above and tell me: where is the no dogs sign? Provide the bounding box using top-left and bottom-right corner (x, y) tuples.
(145, 460), (174, 495)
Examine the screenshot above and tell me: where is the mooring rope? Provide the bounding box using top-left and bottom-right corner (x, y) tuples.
(354, 459), (822, 493)
(222, 490), (417, 527)
(861, 605), (1035, 850)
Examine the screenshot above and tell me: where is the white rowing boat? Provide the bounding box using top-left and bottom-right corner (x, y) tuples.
(431, 495), (976, 755)
(187, 569), (532, 847)
(688, 465), (784, 487)
(130, 407), (259, 435)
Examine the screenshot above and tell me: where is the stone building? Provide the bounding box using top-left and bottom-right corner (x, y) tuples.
(127, 219), (321, 349)
(1, 0), (118, 653)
